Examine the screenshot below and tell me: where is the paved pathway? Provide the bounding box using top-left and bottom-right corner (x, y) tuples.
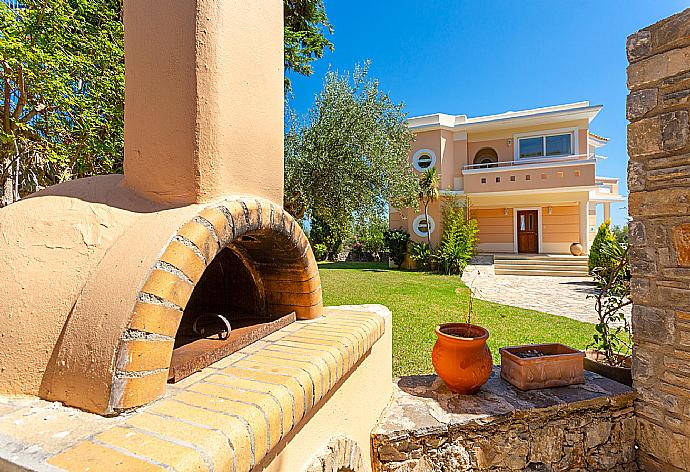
(461, 258), (632, 324)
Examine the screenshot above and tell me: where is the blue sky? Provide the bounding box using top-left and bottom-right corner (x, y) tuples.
(288, 0), (689, 227)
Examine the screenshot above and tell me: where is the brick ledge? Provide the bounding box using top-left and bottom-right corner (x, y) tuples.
(0, 305), (389, 472)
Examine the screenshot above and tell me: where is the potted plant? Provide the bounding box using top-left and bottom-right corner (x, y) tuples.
(499, 343), (585, 390)
(432, 272), (493, 394)
(584, 241), (632, 386)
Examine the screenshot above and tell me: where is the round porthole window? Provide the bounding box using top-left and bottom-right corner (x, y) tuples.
(412, 149), (437, 172)
(413, 214), (435, 238)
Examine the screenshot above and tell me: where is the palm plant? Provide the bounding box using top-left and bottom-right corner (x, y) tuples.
(417, 168), (440, 247)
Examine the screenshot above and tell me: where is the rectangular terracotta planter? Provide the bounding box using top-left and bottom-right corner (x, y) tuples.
(499, 343), (585, 390)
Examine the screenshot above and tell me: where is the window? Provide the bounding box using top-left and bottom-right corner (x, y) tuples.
(518, 133), (572, 159)
(495, 177), (501, 183)
(510, 175), (516, 182)
(413, 214), (435, 238)
(412, 149), (437, 172)
(481, 177), (487, 184)
(526, 175), (531, 181)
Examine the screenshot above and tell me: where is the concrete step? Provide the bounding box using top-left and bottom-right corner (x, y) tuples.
(495, 259), (588, 267)
(494, 263), (589, 272)
(494, 268), (589, 277)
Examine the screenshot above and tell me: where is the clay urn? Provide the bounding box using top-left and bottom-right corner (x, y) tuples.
(432, 323), (493, 394)
(570, 242), (584, 256)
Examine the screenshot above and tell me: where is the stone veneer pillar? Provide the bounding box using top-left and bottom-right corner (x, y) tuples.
(626, 8), (690, 471)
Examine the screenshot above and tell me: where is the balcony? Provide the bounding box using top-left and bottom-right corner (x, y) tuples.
(462, 154), (598, 194)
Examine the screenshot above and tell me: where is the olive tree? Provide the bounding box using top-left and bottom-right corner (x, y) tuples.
(0, 0), (125, 207)
(285, 63), (418, 252)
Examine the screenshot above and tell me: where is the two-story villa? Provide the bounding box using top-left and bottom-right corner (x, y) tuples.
(390, 102), (623, 255)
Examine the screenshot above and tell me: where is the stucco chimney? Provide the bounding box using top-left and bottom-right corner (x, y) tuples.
(122, 0), (284, 205)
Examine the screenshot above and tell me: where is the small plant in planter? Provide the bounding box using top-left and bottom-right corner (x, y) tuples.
(585, 241), (633, 385)
(432, 272), (493, 394)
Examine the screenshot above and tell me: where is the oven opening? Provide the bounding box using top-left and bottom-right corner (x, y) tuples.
(168, 243), (295, 382)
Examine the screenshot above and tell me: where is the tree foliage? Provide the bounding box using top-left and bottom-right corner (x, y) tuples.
(435, 198), (479, 275)
(0, 0), (124, 206)
(284, 0), (332, 91)
(588, 221), (618, 275)
(589, 241), (632, 366)
(384, 229), (410, 267)
(285, 63), (418, 250)
(417, 167), (439, 247)
(0, 0), (332, 207)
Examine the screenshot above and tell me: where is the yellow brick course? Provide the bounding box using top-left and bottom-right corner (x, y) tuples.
(140, 269), (194, 309)
(48, 441), (165, 471)
(190, 381), (284, 445)
(116, 339), (174, 373)
(150, 399), (251, 471)
(96, 426), (209, 471)
(126, 413), (233, 472)
(129, 301), (183, 337)
(159, 240), (207, 283)
(204, 373), (296, 428)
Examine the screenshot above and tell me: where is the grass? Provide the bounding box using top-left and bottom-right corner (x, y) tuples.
(318, 261), (595, 377)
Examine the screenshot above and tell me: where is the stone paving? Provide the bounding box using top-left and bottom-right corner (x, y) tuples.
(461, 257), (632, 324)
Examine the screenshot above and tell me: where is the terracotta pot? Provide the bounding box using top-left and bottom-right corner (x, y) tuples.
(584, 350), (632, 386)
(499, 343), (584, 390)
(570, 242), (584, 256)
(432, 323), (493, 394)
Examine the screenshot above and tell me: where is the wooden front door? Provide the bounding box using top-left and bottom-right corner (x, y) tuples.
(517, 210), (538, 253)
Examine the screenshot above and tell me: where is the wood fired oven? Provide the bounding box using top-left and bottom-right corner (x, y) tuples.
(0, 0), (322, 415)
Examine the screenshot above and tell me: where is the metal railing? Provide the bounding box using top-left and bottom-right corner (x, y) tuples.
(463, 153), (601, 171)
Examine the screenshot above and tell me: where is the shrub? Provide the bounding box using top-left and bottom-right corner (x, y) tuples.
(313, 243), (328, 262)
(611, 224), (629, 245)
(589, 221), (618, 274)
(408, 241), (432, 271)
(384, 229), (410, 266)
(588, 242), (632, 366)
(359, 223), (387, 260)
(435, 200), (479, 275)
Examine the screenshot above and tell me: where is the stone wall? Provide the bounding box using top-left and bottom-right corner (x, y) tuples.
(371, 371), (636, 472)
(627, 8), (690, 472)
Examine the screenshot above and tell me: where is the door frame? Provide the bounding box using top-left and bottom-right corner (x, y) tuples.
(513, 207), (542, 254)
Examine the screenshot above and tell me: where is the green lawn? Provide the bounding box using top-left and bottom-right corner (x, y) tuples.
(318, 262), (595, 377)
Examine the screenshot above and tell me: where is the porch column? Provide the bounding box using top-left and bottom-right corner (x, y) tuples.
(604, 202), (611, 222)
(579, 199), (589, 254)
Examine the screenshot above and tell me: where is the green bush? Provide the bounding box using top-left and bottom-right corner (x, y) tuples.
(313, 243), (328, 262)
(360, 223), (387, 257)
(589, 221), (618, 274)
(408, 241), (432, 271)
(384, 229), (410, 266)
(435, 202), (479, 275)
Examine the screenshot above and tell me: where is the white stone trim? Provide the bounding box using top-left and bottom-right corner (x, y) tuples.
(413, 214), (435, 238)
(411, 149), (437, 172)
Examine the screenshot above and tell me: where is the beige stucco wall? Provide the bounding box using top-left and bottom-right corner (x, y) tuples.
(471, 208), (514, 253)
(466, 119), (589, 155)
(467, 138), (513, 164)
(542, 205), (580, 253)
(463, 161), (596, 194)
(123, 0), (284, 205)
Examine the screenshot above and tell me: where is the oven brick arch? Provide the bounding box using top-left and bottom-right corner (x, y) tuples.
(110, 197), (323, 411)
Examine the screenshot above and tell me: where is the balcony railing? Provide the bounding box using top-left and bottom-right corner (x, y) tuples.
(463, 153), (601, 172)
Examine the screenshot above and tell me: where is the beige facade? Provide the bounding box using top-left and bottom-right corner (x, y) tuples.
(391, 102), (623, 254)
